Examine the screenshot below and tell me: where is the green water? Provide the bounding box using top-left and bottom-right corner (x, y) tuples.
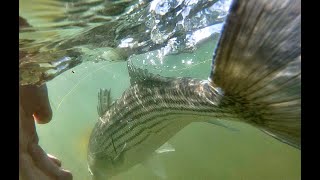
(36, 40), (301, 180)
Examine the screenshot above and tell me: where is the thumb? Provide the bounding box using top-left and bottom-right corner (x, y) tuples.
(20, 84), (53, 124)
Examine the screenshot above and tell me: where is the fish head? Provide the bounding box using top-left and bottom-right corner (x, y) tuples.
(87, 121), (129, 180)
(87, 144), (127, 180)
(87, 154), (115, 180)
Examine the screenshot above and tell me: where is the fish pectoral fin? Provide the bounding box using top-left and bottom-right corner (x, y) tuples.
(140, 142), (175, 178)
(97, 88), (113, 117)
(155, 142), (176, 154)
(142, 152), (168, 179)
(205, 119), (239, 132)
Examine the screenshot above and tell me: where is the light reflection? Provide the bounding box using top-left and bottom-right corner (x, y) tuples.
(210, 0), (232, 18)
(188, 23), (223, 44)
(187, 60), (193, 65)
(118, 38), (134, 48)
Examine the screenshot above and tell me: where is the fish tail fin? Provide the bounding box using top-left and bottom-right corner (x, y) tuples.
(97, 88), (112, 117)
(210, 0), (300, 148)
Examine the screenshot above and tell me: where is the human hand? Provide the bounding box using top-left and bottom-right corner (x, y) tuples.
(19, 84), (73, 180)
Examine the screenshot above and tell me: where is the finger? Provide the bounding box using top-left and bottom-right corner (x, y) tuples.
(20, 84), (53, 124)
(47, 154), (62, 167)
(20, 153), (39, 180)
(20, 153), (53, 180)
(19, 103), (39, 144)
(28, 143), (73, 180)
(58, 169), (73, 180)
(31, 84), (53, 124)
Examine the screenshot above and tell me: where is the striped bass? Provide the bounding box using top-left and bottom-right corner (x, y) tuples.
(87, 0), (301, 179)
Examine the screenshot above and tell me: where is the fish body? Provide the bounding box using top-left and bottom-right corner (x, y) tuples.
(88, 0), (301, 179)
(88, 77), (230, 179)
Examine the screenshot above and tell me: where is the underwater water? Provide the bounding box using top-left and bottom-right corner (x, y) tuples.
(35, 39), (300, 180)
(20, 0), (301, 179)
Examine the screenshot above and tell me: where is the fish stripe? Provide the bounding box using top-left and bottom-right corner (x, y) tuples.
(90, 79), (233, 159)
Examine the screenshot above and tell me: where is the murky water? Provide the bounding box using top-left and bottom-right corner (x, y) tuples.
(36, 39), (300, 180)
(20, 0), (301, 179)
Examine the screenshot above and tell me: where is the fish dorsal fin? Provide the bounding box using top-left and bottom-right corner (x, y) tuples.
(127, 60), (171, 87)
(209, 0), (300, 148)
(97, 88), (113, 117)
